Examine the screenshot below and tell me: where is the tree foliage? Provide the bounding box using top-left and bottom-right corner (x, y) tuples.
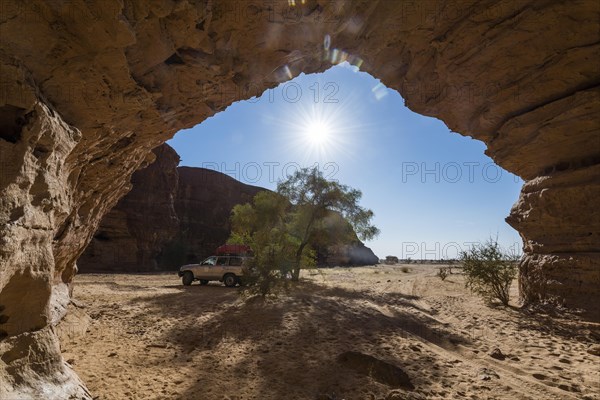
(278, 167), (379, 280)
(460, 238), (519, 306)
(230, 167), (379, 295)
(230, 191), (313, 297)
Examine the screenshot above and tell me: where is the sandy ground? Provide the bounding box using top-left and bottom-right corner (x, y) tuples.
(62, 265), (600, 400)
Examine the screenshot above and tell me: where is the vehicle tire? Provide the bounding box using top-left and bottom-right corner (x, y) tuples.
(199, 279), (209, 285)
(223, 274), (237, 288)
(182, 271), (194, 286)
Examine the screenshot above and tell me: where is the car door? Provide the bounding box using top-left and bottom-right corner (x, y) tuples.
(228, 256), (244, 275)
(196, 256), (216, 279)
(213, 256), (229, 278)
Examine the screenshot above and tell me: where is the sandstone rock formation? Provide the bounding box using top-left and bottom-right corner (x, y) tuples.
(312, 211), (380, 266)
(78, 146), (378, 271)
(173, 166), (264, 265)
(506, 165), (600, 307)
(78, 144), (180, 272)
(318, 242), (380, 266)
(0, 0), (598, 398)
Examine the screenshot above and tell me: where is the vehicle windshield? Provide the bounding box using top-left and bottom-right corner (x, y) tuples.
(201, 256), (217, 266)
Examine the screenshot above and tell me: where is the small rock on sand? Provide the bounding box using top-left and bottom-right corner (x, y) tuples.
(586, 345), (600, 356)
(489, 348), (506, 360)
(477, 367), (499, 381)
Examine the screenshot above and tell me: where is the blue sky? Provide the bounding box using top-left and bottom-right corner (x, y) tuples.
(168, 63), (523, 260)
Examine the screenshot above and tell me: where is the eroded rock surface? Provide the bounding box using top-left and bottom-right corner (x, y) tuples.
(506, 164), (600, 307)
(0, 0), (598, 397)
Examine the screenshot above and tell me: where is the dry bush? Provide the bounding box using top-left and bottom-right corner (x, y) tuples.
(460, 239), (519, 306)
(436, 266), (449, 281)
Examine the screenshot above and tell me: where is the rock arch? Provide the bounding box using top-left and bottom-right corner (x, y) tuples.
(0, 0), (598, 397)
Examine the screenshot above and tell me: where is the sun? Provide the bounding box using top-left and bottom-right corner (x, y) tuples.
(306, 120), (331, 145)
(267, 76), (364, 162)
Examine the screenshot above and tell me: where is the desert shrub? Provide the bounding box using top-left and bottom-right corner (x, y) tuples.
(385, 255), (399, 264)
(437, 266), (449, 281)
(459, 239), (519, 306)
(401, 266), (410, 273)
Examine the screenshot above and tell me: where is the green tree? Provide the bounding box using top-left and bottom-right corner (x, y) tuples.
(277, 167), (379, 281)
(230, 167), (379, 294)
(230, 191), (314, 296)
(460, 238), (519, 306)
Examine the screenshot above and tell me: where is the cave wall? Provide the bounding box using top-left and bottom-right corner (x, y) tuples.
(0, 0), (598, 398)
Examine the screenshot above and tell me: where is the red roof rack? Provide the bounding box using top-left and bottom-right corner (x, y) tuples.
(215, 244), (253, 256)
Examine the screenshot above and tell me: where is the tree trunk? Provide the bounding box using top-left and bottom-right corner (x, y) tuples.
(292, 242), (308, 281)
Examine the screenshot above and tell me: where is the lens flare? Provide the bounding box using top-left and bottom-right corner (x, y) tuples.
(264, 64), (379, 164)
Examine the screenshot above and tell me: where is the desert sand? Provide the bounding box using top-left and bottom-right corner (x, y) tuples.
(60, 265), (600, 400)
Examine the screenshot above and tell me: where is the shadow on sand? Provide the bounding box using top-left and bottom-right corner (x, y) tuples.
(130, 280), (472, 399)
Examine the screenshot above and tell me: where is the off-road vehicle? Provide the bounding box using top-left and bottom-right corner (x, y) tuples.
(178, 255), (252, 287)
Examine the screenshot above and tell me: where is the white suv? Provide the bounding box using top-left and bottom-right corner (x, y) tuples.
(178, 255), (251, 287)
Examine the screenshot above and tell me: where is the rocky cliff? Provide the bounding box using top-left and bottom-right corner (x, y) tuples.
(78, 144), (180, 272)
(78, 148), (378, 271)
(172, 166), (264, 265)
(1, 1), (598, 398)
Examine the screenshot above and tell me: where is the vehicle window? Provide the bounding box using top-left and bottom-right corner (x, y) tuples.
(201, 257), (217, 266)
(216, 257), (228, 266)
(229, 257), (243, 266)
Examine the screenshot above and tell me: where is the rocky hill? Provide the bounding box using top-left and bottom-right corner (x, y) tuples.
(78, 144), (378, 271)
